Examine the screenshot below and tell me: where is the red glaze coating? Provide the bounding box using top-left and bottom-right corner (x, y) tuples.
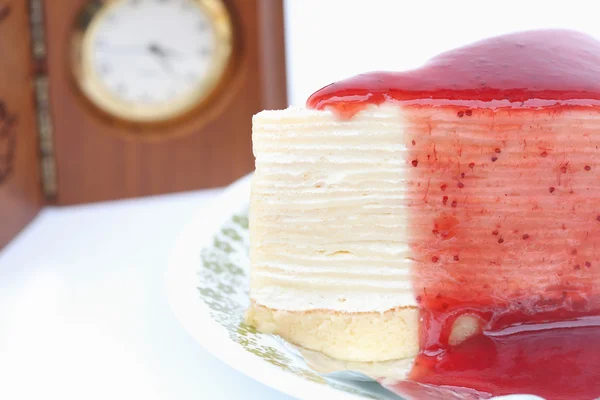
(307, 30), (600, 399)
(307, 30), (600, 118)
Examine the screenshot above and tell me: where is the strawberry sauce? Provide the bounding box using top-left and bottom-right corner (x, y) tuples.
(307, 30), (600, 399)
(307, 29), (600, 117)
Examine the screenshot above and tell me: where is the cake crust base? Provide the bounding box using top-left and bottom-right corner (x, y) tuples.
(245, 302), (419, 362)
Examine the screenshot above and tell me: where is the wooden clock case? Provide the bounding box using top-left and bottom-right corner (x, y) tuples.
(0, 0), (287, 249)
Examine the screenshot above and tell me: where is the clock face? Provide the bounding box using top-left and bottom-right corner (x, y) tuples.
(73, 0), (234, 123)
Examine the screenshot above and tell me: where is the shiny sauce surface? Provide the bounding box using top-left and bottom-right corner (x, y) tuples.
(308, 30), (600, 399)
(307, 30), (600, 117)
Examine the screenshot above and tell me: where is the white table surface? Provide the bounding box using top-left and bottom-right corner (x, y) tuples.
(0, 187), (293, 400)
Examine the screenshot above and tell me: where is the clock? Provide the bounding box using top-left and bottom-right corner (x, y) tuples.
(0, 0), (287, 248)
(72, 0), (234, 123)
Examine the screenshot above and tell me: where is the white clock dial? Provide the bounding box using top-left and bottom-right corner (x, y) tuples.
(75, 0), (233, 123)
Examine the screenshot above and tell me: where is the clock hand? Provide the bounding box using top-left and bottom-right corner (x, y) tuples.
(148, 43), (184, 59)
(148, 43), (176, 75)
(148, 43), (167, 58)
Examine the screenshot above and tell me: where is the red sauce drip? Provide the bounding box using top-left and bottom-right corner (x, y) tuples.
(397, 301), (600, 399)
(307, 29), (600, 118)
(384, 317), (600, 400)
(306, 29), (600, 398)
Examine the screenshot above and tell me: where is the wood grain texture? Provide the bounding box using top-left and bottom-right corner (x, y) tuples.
(44, 0), (288, 205)
(258, 0), (288, 111)
(0, 0), (43, 249)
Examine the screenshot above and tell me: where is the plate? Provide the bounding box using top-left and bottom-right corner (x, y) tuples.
(166, 174), (543, 400)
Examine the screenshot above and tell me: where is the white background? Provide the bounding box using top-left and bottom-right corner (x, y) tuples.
(284, 0), (600, 106)
(1, 1), (599, 399)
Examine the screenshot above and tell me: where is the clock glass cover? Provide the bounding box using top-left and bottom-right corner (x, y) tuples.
(73, 0), (234, 123)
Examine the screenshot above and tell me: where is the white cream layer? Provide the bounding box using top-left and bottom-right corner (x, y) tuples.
(249, 104), (416, 313)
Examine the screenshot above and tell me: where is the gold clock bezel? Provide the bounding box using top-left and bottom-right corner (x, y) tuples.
(70, 0), (234, 124)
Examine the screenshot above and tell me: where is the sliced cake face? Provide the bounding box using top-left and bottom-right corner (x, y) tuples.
(249, 105), (415, 313)
(247, 105), (419, 362)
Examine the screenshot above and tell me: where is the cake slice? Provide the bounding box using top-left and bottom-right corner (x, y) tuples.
(245, 29), (600, 369)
